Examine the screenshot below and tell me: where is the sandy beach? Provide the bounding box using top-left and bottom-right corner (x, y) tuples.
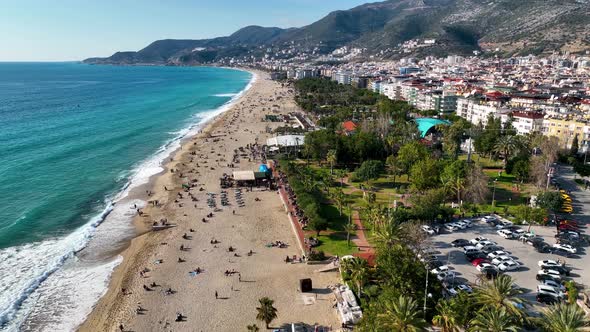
(79, 70), (341, 332)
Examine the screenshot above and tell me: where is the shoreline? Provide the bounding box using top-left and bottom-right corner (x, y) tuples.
(79, 69), (341, 332)
(77, 68), (258, 331)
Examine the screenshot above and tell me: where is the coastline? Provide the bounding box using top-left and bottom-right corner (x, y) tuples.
(77, 67), (258, 331)
(79, 69), (341, 332)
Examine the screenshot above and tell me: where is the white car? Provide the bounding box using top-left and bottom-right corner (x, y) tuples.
(431, 265), (450, 275)
(444, 224), (458, 232)
(455, 221), (468, 229)
(519, 233), (536, 241)
(476, 241), (497, 250)
(512, 229), (526, 237)
(538, 260), (562, 268)
(491, 255), (513, 265)
(461, 219), (473, 227)
(482, 216), (497, 223)
(448, 284), (473, 296)
(553, 243), (577, 254)
(488, 251), (509, 260)
(421, 225), (435, 235)
(539, 269), (562, 278)
(497, 229), (514, 239)
(537, 269), (562, 281)
(437, 271), (456, 281)
(498, 261), (519, 271)
(476, 263), (495, 272)
(542, 280), (566, 292)
(470, 237), (489, 245)
(495, 221), (514, 229)
(537, 285), (565, 298)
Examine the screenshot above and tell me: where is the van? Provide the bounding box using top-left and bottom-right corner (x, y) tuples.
(463, 246), (480, 255)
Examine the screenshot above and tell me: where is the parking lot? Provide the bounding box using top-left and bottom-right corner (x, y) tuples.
(427, 217), (586, 306)
(417, 165), (590, 313)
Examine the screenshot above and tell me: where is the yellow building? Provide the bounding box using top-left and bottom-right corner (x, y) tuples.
(542, 118), (590, 150)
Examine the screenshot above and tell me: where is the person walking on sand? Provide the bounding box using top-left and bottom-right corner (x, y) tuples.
(215, 291), (218, 299)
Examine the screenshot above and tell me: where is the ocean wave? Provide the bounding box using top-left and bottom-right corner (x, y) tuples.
(0, 69), (256, 331)
(213, 93), (237, 97)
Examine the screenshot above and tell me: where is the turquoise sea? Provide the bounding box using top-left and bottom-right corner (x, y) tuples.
(0, 62), (252, 331)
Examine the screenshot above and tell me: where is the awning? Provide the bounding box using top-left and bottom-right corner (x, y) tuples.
(232, 171), (255, 181)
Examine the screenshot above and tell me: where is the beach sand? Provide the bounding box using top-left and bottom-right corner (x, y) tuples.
(79, 70), (341, 332)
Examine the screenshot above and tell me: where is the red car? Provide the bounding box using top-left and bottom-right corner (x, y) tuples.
(471, 258), (489, 266)
(559, 224), (579, 231)
(560, 220), (578, 227)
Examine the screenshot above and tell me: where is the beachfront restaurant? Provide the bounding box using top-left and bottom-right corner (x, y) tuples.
(232, 170), (270, 188)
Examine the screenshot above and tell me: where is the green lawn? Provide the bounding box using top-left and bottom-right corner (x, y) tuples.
(315, 232), (357, 256)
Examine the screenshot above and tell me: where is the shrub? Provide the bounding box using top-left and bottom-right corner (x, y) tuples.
(308, 251), (326, 261)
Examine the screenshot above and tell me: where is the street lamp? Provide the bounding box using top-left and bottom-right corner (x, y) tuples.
(423, 270), (432, 318)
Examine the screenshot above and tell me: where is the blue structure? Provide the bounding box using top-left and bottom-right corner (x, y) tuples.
(414, 118), (451, 137)
(259, 164), (269, 173)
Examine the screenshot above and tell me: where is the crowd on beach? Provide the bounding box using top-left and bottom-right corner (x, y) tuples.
(84, 75), (340, 332)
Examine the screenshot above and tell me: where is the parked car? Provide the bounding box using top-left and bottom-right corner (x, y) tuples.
(444, 224), (458, 232)
(472, 258), (489, 266)
(447, 284), (473, 296)
(552, 243), (577, 254)
(481, 216), (497, 223)
(498, 261), (519, 271)
(482, 245), (504, 254)
(537, 285), (565, 299)
(454, 221), (468, 229)
(551, 247), (573, 258)
(495, 221), (514, 229)
(461, 219), (473, 227)
(464, 246), (481, 255)
(421, 225), (436, 235)
(538, 259), (561, 268)
(512, 229), (526, 238)
(536, 271), (562, 282)
(488, 251), (510, 260)
(465, 251), (488, 262)
(537, 292), (561, 305)
(542, 279), (566, 292)
(437, 271), (456, 281)
(476, 262), (495, 272)
(451, 239), (470, 247)
(536, 245), (552, 254)
(431, 265), (450, 275)
(475, 241), (497, 250)
(491, 256), (513, 266)
(497, 229), (514, 239)
(470, 237), (489, 245)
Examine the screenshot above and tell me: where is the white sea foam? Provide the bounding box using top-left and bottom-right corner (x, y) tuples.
(0, 69), (255, 332)
(213, 93), (237, 97)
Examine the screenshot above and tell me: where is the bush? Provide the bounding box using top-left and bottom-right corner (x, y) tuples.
(308, 251), (326, 261)
(566, 281), (579, 304)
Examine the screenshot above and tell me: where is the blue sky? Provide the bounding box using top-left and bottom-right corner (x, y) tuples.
(0, 0), (369, 61)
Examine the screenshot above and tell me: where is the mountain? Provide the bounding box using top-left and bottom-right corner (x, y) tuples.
(84, 0), (590, 64)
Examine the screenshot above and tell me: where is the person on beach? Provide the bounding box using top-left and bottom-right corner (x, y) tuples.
(215, 291), (218, 299)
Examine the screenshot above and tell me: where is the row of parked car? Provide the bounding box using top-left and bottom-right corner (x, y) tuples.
(452, 236), (519, 276)
(536, 259), (572, 304)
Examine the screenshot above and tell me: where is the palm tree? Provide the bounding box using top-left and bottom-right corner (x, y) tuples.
(493, 135), (519, 167)
(373, 217), (402, 247)
(255, 297), (278, 329)
(432, 300), (460, 332)
(469, 307), (519, 332)
(343, 221), (356, 247)
(540, 303), (589, 332)
(377, 296), (427, 331)
(342, 257), (369, 298)
(330, 188), (346, 216)
(247, 324), (260, 332)
(473, 275), (528, 322)
(326, 149), (337, 174)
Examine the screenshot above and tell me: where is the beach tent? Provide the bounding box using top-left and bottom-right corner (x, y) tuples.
(413, 118), (451, 137)
(232, 171), (255, 181)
